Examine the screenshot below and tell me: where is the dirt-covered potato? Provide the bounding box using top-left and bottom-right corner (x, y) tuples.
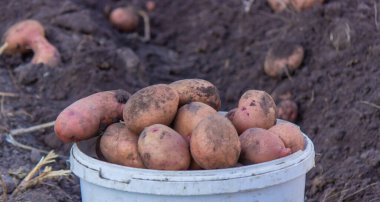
(123, 84), (179, 134)
(264, 42), (304, 78)
(277, 99), (298, 122)
(291, 0), (324, 12)
(173, 102), (217, 141)
(269, 122), (305, 153)
(190, 114), (241, 169)
(138, 124), (190, 170)
(99, 122), (144, 168)
(267, 0), (290, 12)
(55, 90), (130, 143)
(239, 128), (291, 164)
(169, 79), (221, 110)
(230, 90), (277, 133)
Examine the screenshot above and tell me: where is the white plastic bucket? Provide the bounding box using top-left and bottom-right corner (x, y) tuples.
(70, 120), (315, 202)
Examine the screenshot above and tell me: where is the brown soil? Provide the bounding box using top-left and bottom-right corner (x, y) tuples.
(0, 0), (379, 201)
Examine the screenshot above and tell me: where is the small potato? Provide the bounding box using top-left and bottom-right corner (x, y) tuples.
(225, 108), (237, 120)
(173, 102), (217, 141)
(269, 122), (305, 153)
(239, 128), (291, 164)
(264, 42), (304, 78)
(191, 114), (241, 169)
(99, 123), (144, 168)
(290, 0), (324, 12)
(267, 0), (290, 12)
(277, 99), (298, 122)
(138, 124), (190, 170)
(123, 84), (179, 134)
(169, 79), (221, 110)
(231, 90), (277, 133)
(109, 7), (139, 32)
(55, 90), (130, 143)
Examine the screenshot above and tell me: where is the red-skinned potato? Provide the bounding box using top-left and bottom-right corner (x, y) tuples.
(269, 122), (305, 153)
(239, 128), (291, 164)
(169, 79), (221, 110)
(55, 90), (130, 143)
(190, 114), (241, 169)
(173, 102), (217, 142)
(99, 122), (144, 168)
(109, 7), (139, 32)
(291, 0), (324, 12)
(138, 124), (190, 170)
(0, 20), (60, 67)
(123, 84), (179, 134)
(230, 90), (277, 133)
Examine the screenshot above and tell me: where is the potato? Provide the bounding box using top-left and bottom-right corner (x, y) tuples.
(269, 122), (305, 153)
(0, 20), (60, 67)
(173, 102), (217, 141)
(239, 128), (291, 164)
(99, 123), (144, 168)
(55, 90), (130, 143)
(169, 79), (221, 110)
(230, 90), (277, 133)
(123, 84), (179, 134)
(264, 42), (304, 78)
(109, 7), (139, 32)
(138, 124), (190, 170)
(190, 114), (241, 169)
(291, 0), (324, 12)
(277, 99), (298, 122)
(225, 108), (237, 120)
(267, 0), (290, 12)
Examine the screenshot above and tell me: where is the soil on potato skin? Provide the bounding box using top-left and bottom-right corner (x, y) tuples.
(0, 0), (379, 201)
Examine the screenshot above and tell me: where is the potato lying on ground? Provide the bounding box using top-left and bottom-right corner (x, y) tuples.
(169, 79), (221, 110)
(239, 128), (291, 164)
(277, 99), (298, 122)
(291, 0), (324, 12)
(99, 122), (144, 168)
(138, 124), (190, 170)
(267, 0), (323, 12)
(123, 84), (179, 134)
(0, 20), (60, 67)
(55, 90), (130, 143)
(267, 0), (290, 12)
(230, 90), (277, 133)
(191, 114), (241, 169)
(264, 42), (304, 78)
(173, 102), (217, 141)
(109, 7), (139, 32)
(269, 122), (305, 153)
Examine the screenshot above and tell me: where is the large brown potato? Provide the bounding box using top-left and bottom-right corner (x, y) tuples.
(239, 128), (291, 164)
(169, 79), (221, 110)
(99, 123), (144, 168)
(230, 90), (277, 133)
(269, 122), (305, 153)
(173, 102), (217, 141)
(190, 114), (241, 169)
(55, 90), (130, 143)
(138, 124), (190, 170)
(123, 84), (179, 134)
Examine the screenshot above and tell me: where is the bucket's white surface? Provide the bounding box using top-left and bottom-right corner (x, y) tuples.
(70, 120), (315, 202)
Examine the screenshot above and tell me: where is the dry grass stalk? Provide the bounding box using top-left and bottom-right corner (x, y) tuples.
(11, 151), (70, 197)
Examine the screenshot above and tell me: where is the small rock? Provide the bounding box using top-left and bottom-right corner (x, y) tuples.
(116, 48), (140, 72)
(0, 175), (17, 194)
(30, 150), (43, 164)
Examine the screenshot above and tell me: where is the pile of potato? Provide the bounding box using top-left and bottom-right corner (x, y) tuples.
(55, 79), (305, 170)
